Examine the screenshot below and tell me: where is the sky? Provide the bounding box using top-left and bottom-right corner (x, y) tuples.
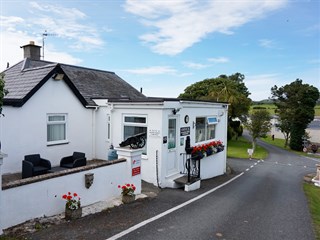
(0, 0), (319, 101)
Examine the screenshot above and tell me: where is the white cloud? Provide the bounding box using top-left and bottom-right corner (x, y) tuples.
(26, 2), (103, 51)
(0, 2), (105, 70)
(245, 73), (280, 100)
(259, 39), (277, 49)
(124, 0), (287, 55)
(125, 66), (177, 75)
(0, 31), (82, 71)
(207, 57), (229, 63)
(183, 61), (209, 70)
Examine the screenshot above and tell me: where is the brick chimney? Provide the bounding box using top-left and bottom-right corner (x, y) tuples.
(20, 41), (41, 60)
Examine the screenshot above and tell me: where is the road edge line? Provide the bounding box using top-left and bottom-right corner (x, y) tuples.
(106, 172), (244, 240)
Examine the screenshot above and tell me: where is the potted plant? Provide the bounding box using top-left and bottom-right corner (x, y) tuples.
(62, 192), (82, 220)
(118, 183), (136, 204)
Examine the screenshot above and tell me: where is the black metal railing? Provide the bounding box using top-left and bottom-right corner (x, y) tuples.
(180, 153), (201, 183)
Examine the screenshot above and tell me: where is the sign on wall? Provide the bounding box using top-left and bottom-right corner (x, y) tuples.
(132, 158), (141, 176)
(180, 127), (190, 136)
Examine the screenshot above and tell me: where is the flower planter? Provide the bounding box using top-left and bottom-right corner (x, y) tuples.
(65, 207), (82, 220)
(122, 194), (135, 204)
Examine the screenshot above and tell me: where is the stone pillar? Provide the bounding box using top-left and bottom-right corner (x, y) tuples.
(115, 147), (142, 194)
(0, 151), (8, 235)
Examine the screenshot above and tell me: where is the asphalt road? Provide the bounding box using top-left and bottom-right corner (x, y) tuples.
(19, 139), (319, 240)
(116, 140), (319, 240)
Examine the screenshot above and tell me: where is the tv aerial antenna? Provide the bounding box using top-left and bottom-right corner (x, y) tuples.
(42, 30), (56, 60)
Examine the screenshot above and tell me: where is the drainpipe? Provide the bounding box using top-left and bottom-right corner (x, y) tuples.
(0, 151), (8, 234)
(90, 107), (99, 159)
(107, 103), (114, 148)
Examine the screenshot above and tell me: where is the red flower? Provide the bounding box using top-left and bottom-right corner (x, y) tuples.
(62, 194), (67, 199)
(67, 195), (72, 200)
(73, 193), (78, 197)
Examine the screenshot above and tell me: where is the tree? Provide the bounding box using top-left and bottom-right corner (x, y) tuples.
(245, 109), (271, 151)
(275, 117), (291, 148)
(179, 73), (251, 139)
(271, 79), (319, 151)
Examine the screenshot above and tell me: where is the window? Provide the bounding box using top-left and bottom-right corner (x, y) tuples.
(123, 115), (147, 154)
(168, 119), (176, 149)
(195, 116), (217, 143)
(47, 114), (67, 145)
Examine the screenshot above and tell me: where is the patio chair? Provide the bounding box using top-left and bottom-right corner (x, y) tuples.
(60, 152), (87, 168)
(22, 154), (52, 179)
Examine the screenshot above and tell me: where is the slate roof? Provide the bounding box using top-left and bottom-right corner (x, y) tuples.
(2, 58), (146, 107)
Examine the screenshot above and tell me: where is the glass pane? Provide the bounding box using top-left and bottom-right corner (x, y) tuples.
(168, 119), (176, 149)
(124, 116), (146, 123)
(195, 117), (205, 142)
(124, 126), (147, 154)
(48, 115), (65, 122)
(47, 124), (66, 141)
(207, 124), (215, 140)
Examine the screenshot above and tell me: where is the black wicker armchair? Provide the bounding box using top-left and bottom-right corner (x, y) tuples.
(60, 152), (86, 168)
(22, 154), (51, 179)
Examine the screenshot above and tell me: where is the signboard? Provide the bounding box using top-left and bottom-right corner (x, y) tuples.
(131, 158), (141, 176)
(180, 127), (190, 136)
(149, 129), (161, 137)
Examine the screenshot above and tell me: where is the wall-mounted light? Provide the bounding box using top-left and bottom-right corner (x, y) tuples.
(53, 73), (64, 80)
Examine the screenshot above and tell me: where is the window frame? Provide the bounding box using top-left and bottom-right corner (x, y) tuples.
(47, 113), (68, 146)
(123, 115), (148, 155)
(195, 116), (217, 143)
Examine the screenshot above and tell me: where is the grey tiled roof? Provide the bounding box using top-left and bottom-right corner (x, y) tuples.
(60, 64), (146, 106)
(2, 58), (146, 107)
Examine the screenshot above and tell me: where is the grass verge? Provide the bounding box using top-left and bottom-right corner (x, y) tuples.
(303, 183), (320, 240)
(261, 135), (320, 159)
(227, 136), (268, 159)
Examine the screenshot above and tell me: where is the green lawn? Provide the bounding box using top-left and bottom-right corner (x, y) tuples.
(250, 103), (320, 117)
(303, 183), (320, 240)
(227, 136), (268, 159)
(261, 135), (320, 159)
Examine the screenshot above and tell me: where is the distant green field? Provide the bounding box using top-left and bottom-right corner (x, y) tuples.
(251, 103), (320, 116)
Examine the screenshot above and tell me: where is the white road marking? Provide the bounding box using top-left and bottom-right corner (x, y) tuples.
(254, 163), (257, 165)
(250, 165), (254, 168)
(106, 173), (244, 240)
(246, 168), (250, 171)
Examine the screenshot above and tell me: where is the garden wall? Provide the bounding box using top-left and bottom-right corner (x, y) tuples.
(1, 157), (141, 230)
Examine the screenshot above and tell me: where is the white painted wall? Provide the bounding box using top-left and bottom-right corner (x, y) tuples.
(96, 101), (228, 188)
(0, 78), (94, 174)
(2, 160), (141, 230)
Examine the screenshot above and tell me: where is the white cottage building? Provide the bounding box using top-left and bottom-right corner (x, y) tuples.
(1, 41), (228, 188)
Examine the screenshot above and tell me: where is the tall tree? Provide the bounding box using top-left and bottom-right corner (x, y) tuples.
(179, 73), (251, 121)
(271, 79), (319, 151)
(245, 109), (271, 151)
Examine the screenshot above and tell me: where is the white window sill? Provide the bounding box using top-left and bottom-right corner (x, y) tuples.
(47, 141), (69, 146)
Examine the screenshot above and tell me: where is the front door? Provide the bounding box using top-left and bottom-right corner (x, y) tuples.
(166, 117), (179, 176)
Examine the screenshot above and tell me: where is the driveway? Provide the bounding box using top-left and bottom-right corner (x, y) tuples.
(7, 140), (319, 240)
